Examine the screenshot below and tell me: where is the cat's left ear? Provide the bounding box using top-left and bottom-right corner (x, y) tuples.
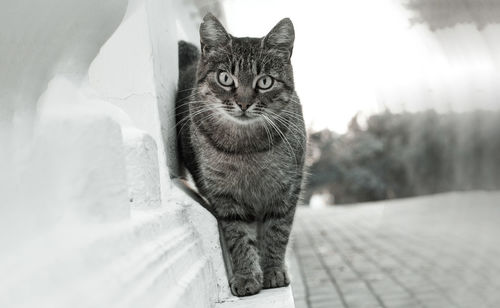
(263, 18), (295, 59)
(200, 13), (231, 55)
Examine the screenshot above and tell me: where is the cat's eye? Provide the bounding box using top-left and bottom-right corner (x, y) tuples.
(218, 71), (234, 86)
(256, 76), (274, 90)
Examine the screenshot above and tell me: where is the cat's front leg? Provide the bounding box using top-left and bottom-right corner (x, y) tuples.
(259, 205), (296, 289)
(220, 219), (263, 296)
(213, 195), (263, 296)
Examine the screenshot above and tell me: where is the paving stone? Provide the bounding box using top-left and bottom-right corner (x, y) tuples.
(310, 301), (344, 308)
(290, 193), (500, 308)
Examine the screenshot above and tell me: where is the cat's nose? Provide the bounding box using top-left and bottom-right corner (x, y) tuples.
(236, 101), (251, 111)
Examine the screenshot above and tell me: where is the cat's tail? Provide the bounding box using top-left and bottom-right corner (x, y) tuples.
(178, 40), (199, 70)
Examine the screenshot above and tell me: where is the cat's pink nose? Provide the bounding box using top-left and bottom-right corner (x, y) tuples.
(237, 101), (251, 111)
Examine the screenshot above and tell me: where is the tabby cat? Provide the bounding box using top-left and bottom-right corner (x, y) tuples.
(175, 13), (306, 297)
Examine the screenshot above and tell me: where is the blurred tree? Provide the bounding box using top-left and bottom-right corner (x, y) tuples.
(304, 110), (500, 205)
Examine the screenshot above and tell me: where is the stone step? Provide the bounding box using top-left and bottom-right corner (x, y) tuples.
(0, 205), (214, 308)
(122, 128), (162, 210)
(216, 287), (295, 308)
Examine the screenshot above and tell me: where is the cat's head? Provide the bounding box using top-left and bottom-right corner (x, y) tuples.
(196, 13), (295, 124)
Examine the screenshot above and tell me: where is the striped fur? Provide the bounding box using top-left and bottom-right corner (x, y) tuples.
(176, 13), (306, 297)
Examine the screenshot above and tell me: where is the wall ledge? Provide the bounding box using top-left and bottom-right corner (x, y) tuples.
(216, 287), (295, 308)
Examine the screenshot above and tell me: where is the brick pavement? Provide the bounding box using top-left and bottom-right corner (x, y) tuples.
(290, 192), (500, 308)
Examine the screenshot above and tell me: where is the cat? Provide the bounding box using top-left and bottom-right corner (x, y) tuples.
(175, 13), (306, 297)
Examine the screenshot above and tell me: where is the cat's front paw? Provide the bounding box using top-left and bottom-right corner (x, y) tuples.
(263, 267), (290, 289)
(230, 271), (263, 297)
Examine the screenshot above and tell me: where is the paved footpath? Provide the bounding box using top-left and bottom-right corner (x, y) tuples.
(290, 192), (500, 308)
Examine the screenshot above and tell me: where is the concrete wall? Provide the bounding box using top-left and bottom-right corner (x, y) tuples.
(0, 0), (294, 307)
(0, 0), (230, 307)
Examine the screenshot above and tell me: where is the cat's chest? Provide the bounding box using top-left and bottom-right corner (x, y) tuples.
(198, 142), (293, 206)
(206, 149), (287, 184)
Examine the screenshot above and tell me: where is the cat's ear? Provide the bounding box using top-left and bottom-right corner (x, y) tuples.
(200, 13), (231, 54)
(263, 18), (295, 58)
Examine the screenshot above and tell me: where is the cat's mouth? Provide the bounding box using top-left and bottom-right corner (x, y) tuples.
(236, 112), (257, 119)
(232, 111), (259, 122)
(219, 105), (260, 122)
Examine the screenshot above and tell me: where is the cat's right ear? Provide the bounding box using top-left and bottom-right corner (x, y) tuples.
(200, 13), (231, 55)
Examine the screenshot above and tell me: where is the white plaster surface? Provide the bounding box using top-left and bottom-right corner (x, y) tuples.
(0, 0), (295, 307)
(182, 199), (232, 300)
(123, 128), (161, 209)
(216, 287), (295, 308)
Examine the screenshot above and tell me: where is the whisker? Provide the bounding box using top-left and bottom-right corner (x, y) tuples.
(267, 113), (306, 152)
(259, 114), (273, 149)
(176, 102), (227, 135)
(176, 90), (202, 104)
(261, 114), (298, 165)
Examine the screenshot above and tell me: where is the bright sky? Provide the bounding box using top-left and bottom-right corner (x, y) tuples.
(222, 0), (500, 133)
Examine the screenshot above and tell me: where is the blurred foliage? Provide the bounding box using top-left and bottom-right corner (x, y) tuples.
(304, 110), (500, 204)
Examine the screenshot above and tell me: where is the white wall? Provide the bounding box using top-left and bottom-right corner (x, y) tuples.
(0, 0), (232, 307)
(0, 0), (296, 306)
(0, 0), (129, 248)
